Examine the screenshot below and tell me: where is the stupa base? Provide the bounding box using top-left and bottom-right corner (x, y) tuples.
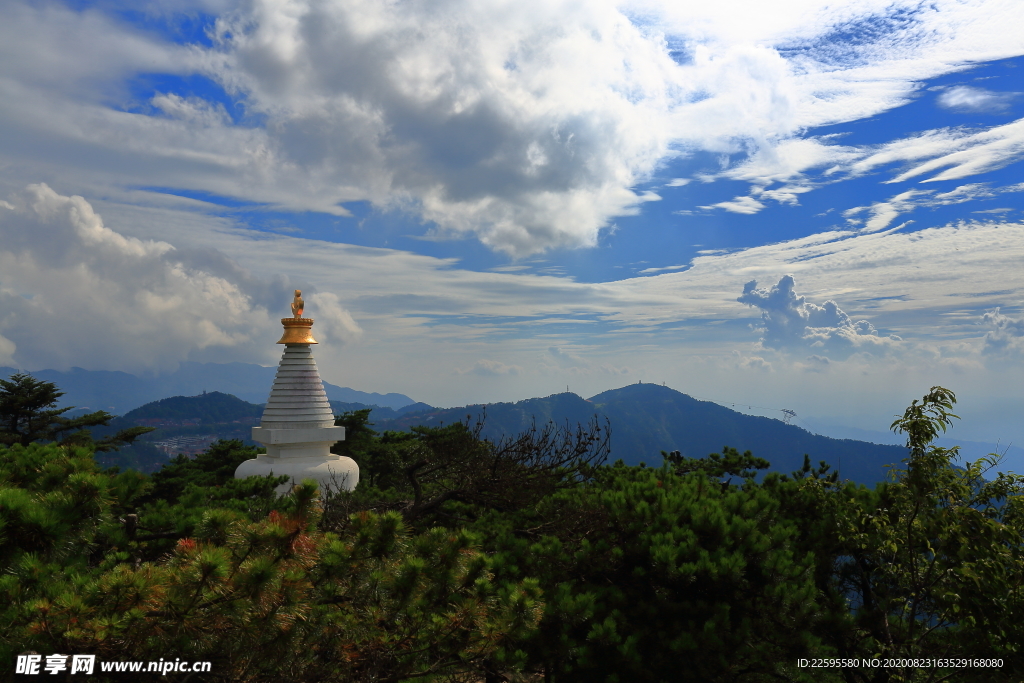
(235, 454), (359, 494)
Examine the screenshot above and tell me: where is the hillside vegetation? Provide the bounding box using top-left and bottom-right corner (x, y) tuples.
(3, 382), (1023, 682)
(121, 392), (263, 423)
(376, 383), (907, 485)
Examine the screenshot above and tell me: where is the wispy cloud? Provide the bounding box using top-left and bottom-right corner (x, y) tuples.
(937, 85), (1018, 114)
(637, 264), (689, 275)
(885, 119), (1024, 184)
(698, 118), (1024, 217)
(843, 181), (1021, 231)
(701, 195), (766, 214)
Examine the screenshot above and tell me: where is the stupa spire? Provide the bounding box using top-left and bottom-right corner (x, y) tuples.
(234, 291), (359, 493)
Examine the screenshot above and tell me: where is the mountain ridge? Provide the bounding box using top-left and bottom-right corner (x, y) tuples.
(370, 383), (912, 484)
(9, 366), (1018, 484)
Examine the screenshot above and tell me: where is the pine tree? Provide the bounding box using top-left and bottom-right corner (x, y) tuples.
(0, 372), (152, 450)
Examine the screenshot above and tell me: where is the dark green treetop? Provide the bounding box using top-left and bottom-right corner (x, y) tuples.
(0, 371), (153, 450)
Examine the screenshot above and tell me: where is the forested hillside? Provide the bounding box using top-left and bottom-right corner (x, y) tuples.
(122, 392), (264, 423)
(376, 384), (908, 485)
(3, 378), (1023, 682)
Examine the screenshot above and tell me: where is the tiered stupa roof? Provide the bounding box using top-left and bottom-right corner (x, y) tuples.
(260, 345), (335, 429)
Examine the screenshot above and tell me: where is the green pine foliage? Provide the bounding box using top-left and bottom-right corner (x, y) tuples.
(0, 372), (154, 450)
(471, 463), (825, 682)
(0, 445), (542, 681)
(2, 379), (1023, 681)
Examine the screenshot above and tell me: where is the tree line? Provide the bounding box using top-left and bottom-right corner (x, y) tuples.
(1, 374), (1023, 682)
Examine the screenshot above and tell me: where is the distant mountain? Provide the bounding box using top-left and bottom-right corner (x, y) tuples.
(89, 391), (266, 474)
(9, 367), (932, 485)
(0, 364), (416, 414)
(328, 401), (439, 423)
(330, 402), (402, 421)
(587, 384), (907, 484)
(800, 417), (1024, 472)
(375, 383), (911, 486)
(376, 392), (598, 435)
(122, 392), (263, 423)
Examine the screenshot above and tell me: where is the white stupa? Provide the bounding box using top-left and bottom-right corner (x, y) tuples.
(234, 290), (359, 494)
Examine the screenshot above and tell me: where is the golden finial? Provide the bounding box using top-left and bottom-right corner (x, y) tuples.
(277, 290), (317, 344)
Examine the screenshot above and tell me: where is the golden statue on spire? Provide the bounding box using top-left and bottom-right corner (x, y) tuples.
(277, 289), (317, 344)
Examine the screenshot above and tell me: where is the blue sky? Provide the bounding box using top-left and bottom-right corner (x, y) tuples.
(1, 0), (1023, 460)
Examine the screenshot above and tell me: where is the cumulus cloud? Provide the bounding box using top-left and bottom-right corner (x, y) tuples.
(737, 275), (901, 356)
(982, 307), (1024, 354)
(307, 292), (363, 344)
(801, 354), (831, 372)
(4, 0), (1024, 256)
(195, 0), (700, 257)
(937, 85), (1018, 114)
(0, 184), (358, 373)
(732, 351), (773, 372)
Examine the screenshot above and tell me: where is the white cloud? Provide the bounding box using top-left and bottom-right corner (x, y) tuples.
(886, 118), (1024, 184)
(140, 203), (1024, 357)
(307, 291), (363, 344)
(0, 332), (15, 367)
(982, 307), (1024, 354)
(937, 85), (1018, 114)
(0, 184), (357, 373)
(737, 274), (901, 357)
(842, 181), (1019, 232)
(4, 0), (1024, 256)
(458, 359), (522, 376)
(801, 354), (831, 372)
(733, 352), (773, 372)
(637, 264), (688, 275)
(700, 118), (1024, 217)
(701, 195), (766, 214)
(547, 346), (588, 368)
(539, 346), (630, 376)
(843, 189), (924, 232)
